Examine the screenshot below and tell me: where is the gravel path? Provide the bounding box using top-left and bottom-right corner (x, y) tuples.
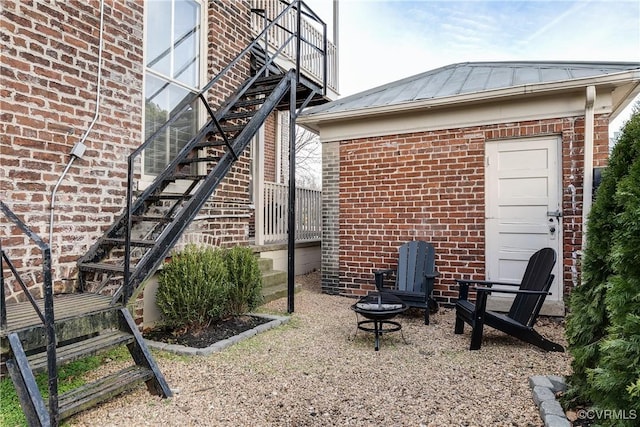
(69, 272), (571, 426)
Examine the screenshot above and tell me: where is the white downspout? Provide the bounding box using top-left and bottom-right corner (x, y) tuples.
(582, 85), (596, 248)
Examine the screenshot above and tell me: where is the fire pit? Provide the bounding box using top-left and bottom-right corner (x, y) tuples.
(351, 291), (409, 351)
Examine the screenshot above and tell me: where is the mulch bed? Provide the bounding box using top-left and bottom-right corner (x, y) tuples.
(143, 315), (270, 348)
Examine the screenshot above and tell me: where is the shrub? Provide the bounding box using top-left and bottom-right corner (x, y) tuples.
(223, 246), (263, 315)
(565, 104), (640, 422)
(156, 245), (228, 330)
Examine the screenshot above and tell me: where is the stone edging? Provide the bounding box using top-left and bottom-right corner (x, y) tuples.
(529, 375), (570, 427)
(144, 313), (290, 356)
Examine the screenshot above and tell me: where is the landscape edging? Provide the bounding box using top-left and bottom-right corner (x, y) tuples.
(144, 313), (290, 356)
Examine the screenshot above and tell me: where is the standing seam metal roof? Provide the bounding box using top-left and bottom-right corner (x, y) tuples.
(302, 61), (640, 116)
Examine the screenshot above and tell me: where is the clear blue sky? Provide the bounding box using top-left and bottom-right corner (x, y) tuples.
(306, 0), (640, 132)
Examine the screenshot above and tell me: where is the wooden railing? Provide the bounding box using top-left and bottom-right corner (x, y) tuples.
(251, 0), (338, 94)
(262, 182), (321, 244)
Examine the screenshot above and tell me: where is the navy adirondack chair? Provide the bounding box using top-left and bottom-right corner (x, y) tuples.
(374, 241), (439, 325)
(454, 247), (564, 351)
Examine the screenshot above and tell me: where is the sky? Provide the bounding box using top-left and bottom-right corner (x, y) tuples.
(305, 0), (640, 134)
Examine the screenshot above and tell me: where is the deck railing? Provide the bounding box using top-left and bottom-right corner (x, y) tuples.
(262, 182), (321, 244)
(251, 0), (338, 94)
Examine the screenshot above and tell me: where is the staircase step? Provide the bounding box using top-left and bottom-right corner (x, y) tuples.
(234, 98), (266, 108)
(58, 365), (154, 420)
(28, 330), (134, 374)
(103, 238), (156, 248)
(223, 110), (256, 120)
(78, 263), (127, 274)
(131, 215), (172, 223)
(262, 269), (287, 288)
(179, 156), (221, 164)
(166, 174), (208, 181)
(146, 193), (192, 201)
(257, 257), (273, 273)
(194, 139), (232, 149)
(262, 280), (301, 304)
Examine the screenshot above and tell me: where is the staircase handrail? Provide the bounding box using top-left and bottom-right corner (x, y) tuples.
(0, 200), (59, 424)
(117, 0), (325, 302)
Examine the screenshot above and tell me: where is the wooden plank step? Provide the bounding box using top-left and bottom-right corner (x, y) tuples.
(1, 293), (113, 336)
(103, 238), (156, 248)
(28, 330), (134, 374)
(58, 365), (154, 420)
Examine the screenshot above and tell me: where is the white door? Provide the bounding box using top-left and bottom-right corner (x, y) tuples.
(485, 136), (563, 315)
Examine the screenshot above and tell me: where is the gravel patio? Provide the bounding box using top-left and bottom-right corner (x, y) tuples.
(69, 271), (571, 426)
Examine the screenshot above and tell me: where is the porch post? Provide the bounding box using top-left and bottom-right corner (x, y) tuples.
(253, 128), (266, 246)
(287, 76), (297, 313)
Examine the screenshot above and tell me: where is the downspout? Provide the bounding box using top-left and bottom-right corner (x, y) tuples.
(49, 0), (104, 247)
(582, 85), (596, 248)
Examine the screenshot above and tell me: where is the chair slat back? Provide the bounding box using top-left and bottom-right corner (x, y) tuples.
(396, 241), (436, 294)
(507, 247), (557, 326)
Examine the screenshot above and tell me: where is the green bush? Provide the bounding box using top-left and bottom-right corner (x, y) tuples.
(565, 104), (640, 423)
(223, 246), (263, 315)
(156, 245), (229, 329)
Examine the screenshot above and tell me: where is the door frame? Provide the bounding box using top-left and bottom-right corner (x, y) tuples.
(484, 136), (565, 316)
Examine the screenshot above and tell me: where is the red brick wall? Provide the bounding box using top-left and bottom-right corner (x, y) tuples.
(1, 0), (258, 302)
(1, 0), (146, 299)
(336, 115), (610, 305)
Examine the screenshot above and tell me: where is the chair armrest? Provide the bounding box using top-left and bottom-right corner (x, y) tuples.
(374, 269), (395, 290)
(456, 279), (520, 287)
(473, 286), (551, 296)
(425, 269), (440, 280)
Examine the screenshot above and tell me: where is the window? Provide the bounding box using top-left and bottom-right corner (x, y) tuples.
(144, 0), (203, 176)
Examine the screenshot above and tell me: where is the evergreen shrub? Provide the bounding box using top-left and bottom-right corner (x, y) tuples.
(223, 246), (263, 315)
(565, 105), (640, 423)
(156, 245), (228, 329)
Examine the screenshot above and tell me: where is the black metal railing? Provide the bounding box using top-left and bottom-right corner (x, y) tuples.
(1, 200), (58, 424)
(117, 0), (327, 303)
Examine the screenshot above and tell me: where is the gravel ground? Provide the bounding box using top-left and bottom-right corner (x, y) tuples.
(69, 271), (571, 426)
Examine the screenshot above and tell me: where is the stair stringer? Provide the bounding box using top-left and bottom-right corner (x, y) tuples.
(117, 308), (172, 397)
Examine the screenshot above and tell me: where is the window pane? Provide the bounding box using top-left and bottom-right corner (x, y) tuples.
(174, 0), (200, 86)
(144, 74), (199, 175)
(146, 0), (172, 76)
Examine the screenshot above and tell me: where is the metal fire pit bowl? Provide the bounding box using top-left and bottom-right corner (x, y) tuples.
(351, 292), (409, 351)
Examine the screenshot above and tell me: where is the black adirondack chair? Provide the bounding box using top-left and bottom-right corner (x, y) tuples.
(454, 247), (564, 351)
(374, 240), (439, 325)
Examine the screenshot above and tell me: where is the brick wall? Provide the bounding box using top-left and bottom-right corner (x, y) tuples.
(1, 0), (259, 302)
(323, 115), (610, 306)
(2, 0), (146, 300)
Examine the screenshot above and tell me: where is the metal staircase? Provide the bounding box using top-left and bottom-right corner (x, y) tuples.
(2, 2), (329, 425)
(77, 68), (299, 303)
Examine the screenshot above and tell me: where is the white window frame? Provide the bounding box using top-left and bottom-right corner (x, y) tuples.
(141, 0), (207, 189)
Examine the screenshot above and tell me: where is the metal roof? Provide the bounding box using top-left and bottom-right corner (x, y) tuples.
(301, 61), (640, 117)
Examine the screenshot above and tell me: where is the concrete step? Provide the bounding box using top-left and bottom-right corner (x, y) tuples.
(261, 280), (302, 304)
(257, 257), (273, 273)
